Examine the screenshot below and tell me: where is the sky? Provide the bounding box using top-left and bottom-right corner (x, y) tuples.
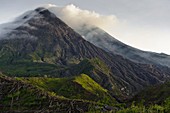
(0, 0), (170, 54)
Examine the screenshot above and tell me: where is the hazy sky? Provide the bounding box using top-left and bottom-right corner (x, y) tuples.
(0, 0), (170, 54)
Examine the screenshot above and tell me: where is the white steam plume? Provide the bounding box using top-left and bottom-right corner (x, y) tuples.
(44, 4), (121, 34)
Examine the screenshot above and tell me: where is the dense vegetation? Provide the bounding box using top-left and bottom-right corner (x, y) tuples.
(1, 73), (170, 113)
(0, 74), (99, 112)
(132, 81), (170, 105)
(116, 98), (170, 113)
(116, 82), (170, 113)
(17, 74), (116, 106)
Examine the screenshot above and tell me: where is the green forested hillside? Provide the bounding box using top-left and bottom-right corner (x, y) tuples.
(1, 73), (170, 113)
(18, 74), (116, 105)
(0, 74), (100, 112)
(131, 81), (170, 105)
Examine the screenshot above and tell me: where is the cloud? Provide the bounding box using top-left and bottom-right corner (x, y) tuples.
(45, 4), (121, 33)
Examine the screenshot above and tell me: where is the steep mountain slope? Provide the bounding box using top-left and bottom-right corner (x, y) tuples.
(43, 4), (170, 68)
(76, 25), (170, 68)
(0, 7), (170, 100)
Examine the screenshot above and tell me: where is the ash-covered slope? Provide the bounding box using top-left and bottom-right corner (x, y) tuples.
(0, 7), (170, 99)
(77, 25), (170, 68)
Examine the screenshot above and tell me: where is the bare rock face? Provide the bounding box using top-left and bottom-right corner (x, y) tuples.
(0, 7), (170, 101)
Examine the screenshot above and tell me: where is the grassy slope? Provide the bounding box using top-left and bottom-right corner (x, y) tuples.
(19, 74), (117, 105)
(0, 57), (110, 78)
(0, 57), (122, 105)
(72, 58), (110, 76)
(0, 74), (97, 112)
(2, 73), (169, 113)
(0, 61), (67, 77)
(72, 58), (122, 99)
